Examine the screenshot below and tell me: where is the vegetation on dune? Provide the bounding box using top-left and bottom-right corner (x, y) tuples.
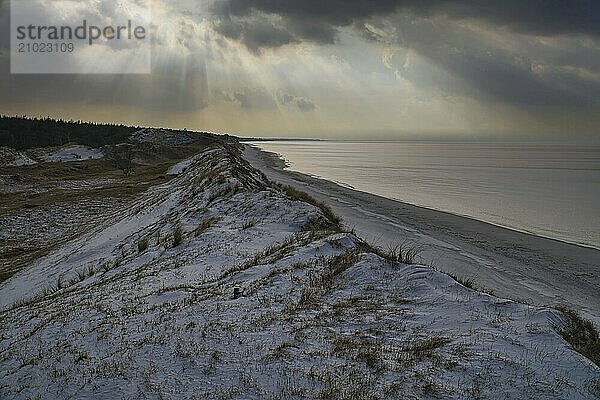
(0, 117), (223, 284)
(195, 217), (219, 237)
(173, 225), (185, 248)
(358, 240), (421, 265)
(272, 182), (342, 231)
(555, 305), (600, 368)
(137, 237), (149, 253)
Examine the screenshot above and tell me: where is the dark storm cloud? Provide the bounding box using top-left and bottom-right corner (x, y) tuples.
(387, 18), (600, 107)
(215, 18), (298, 52)
(212, 0), (599, 108)
(213, 0), (600, 48)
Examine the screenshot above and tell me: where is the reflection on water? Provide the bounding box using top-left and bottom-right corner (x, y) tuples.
(252, 140), (600, 248)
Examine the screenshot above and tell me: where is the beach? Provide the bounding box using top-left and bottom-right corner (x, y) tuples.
(245, 145), (600, 323)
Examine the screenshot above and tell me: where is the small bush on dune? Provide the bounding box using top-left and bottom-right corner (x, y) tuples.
(137, 237), (149, 253)
(173, 225), (185, 247)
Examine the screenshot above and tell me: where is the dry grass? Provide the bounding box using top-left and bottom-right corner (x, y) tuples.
(272, 183), (342, 231)
(195, 217), (218, 237)
(359, 241), (421, 265)
(241, 218), (259, 230)
(555, 305), (600, 368)
(445, 272), (475, 289)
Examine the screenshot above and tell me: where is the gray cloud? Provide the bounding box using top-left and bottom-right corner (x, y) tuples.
(213, 0), (600, 48)
(215, 18), (298, 52)
(0, 1), (209, 112)
(0, 0), (8, 51)
(231, 87), (277, 109)
(278, 92), (316, 111)
(211, 1), (599, 109)
(382, 17), (600, 107)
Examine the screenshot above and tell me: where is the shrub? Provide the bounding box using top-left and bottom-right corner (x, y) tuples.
(173, 225), (185, 247)
(137, 237), (149, 253)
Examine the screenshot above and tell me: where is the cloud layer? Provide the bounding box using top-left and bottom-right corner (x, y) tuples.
(0, 0), (598, 137)
(213, 0), (600, 48)
(212, 0), (600, 110)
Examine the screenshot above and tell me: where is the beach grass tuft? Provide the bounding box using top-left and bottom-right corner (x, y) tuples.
(445, 272), (475, 289)
(195, 217), (218, 237)
(359, 241), (421, 265)
(272, 183), (342, 231)
(555, 305), (600, 368)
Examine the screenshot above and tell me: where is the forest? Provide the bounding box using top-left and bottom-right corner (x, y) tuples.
(0, 116), (140, 149)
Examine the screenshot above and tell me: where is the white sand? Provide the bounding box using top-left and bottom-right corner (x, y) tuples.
(1, 144), (598, 398)
(43, 145), (104, 162)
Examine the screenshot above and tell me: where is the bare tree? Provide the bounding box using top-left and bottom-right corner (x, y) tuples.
(107, 144), (135, 176)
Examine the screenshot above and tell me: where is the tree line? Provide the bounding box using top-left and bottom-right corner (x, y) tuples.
(0, 115), (140, 149)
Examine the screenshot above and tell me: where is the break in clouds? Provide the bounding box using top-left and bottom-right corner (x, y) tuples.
(213, 0), (599, 108)
(0, 0), (599, 137)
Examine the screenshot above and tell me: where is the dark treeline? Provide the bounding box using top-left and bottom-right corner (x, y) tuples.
(0, 115), (140, 149)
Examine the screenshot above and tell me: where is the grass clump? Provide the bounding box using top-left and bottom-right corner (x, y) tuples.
(555, 306), (600, 368)
(173, 225), (185, 247)
(359, 241), (421, 265)
(445, 272), (475, 289)
(207, 184), (237, 205)
(401, 337), (450, 360)
(273, 183), (342, 231)
(241, 218), (259, 230)
(137, 237), (149, 253)
(332, 336), (384, 371)
(195, 217), (218, 237)
(297, 250), (359, 309)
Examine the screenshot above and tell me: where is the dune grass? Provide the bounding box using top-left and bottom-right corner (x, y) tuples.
(272, 183), (342, 231)
(358, 241), (421, 265)
(195, 217), (218, 237)
(555, 305), (600, 368)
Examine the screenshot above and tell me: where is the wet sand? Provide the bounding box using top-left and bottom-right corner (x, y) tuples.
(245, 145), (600, 323)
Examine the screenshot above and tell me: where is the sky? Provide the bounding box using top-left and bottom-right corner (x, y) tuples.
(0, 0), (599, 139)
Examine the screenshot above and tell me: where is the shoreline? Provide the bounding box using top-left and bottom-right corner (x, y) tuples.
(278, 155), (600, 252)
(244, 144), (600, 323)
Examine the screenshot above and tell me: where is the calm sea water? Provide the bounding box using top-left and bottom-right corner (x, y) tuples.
(251, 141), (600, 249)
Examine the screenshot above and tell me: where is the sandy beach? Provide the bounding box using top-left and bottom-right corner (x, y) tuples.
(245, 145), (600, 323)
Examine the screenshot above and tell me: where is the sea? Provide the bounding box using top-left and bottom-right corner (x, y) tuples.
(250, 140), (600, 249)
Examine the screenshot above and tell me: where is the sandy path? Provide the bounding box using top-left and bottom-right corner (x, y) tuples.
(245, 145), (600, 324)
